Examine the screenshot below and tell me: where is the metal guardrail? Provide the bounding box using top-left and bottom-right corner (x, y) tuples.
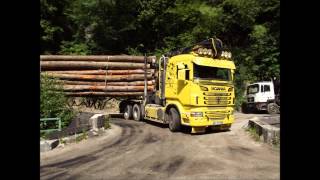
(40, 118), (62, 133)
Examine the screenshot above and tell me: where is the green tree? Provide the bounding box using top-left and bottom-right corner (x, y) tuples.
(40, 74), (74, 128)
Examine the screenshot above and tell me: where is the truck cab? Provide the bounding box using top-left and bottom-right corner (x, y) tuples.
(146, 38), (236, 133)
(243, 81), (275, 113)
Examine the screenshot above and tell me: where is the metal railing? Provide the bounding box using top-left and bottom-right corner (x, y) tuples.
(40, 118), (62, 133)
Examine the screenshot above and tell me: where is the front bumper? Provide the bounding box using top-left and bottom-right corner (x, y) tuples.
(180, 109), (234, 127)
(247, 102), (267, 111)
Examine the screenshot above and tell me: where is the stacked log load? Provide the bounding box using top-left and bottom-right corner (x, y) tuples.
(40, 55), (157, 97)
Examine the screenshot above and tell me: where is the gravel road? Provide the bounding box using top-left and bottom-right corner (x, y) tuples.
(40, 112), (280, 180)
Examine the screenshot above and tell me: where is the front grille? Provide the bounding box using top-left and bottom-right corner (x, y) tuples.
(204, 100), (229, 105)
(204, 97), (231, 100)
(205, 111), (228, 120)
(202, 88), (232, 106)
(203, 96), (231, 105)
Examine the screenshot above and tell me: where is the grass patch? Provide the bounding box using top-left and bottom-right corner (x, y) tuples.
(76, 129), (88, 143)
(246, 126), (260, 141)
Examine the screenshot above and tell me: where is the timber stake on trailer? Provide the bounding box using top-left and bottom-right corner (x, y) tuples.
(144, 54), (148, 106)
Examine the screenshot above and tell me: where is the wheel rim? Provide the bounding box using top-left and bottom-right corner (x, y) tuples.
(133, 110), (138, 120)
(269, 105), (277, 114)
(124, 106), (129, 119)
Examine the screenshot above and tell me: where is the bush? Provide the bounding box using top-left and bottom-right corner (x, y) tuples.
(40, 73), (75, 130)
(104, 115), (111, 129)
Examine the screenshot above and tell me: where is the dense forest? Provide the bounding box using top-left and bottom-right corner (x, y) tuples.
(40, 0), (279, 107)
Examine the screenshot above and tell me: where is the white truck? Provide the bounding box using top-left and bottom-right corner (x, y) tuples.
(242, 80), (280, 114)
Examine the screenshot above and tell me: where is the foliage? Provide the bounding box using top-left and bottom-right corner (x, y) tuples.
(104, 115), (111, 129)
(40, 74), (75, 129)
(40, 0), (280, 103)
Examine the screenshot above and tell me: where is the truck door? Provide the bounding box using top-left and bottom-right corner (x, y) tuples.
(261, 84), (274, 101)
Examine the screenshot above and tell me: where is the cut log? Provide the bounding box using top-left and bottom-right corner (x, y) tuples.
(62, 85), (154, 92)
(40, 55), (156, 63)
(40, 61), (150, 70)
(59, 80), (155, 86)
(65, 92), (144, 97)
(45, 73), (153, 82)
(45, 69), (155, 75)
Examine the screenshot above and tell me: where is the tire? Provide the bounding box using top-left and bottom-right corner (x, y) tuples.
(168, 108), (181, 132)
(267, 103), (279, 114)
(124, 104), (133, 120)
(133, 104), (142, 121)
(241, 103), (249, 114)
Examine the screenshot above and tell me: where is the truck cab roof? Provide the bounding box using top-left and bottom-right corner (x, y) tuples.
(248, 81), (273, 86)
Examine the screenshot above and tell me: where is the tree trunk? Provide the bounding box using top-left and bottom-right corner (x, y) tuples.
(45, 73), (153, 81)
(40, 55), (156, 63)
(62, 85), (154, 92)
(45, 69), (155, 75)
(58, 80), (155, 86)
(65, 92), (144, 97)
(40, 61), (150, 70)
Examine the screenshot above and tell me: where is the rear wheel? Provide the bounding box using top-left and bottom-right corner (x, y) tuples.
(133, 104), (142, 121)
(168, 108), (181, 132)
(123, 104), (133, 120)
(267, 103), (280, 114)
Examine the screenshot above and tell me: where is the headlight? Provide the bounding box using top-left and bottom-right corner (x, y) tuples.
(190, 112), (203, 117)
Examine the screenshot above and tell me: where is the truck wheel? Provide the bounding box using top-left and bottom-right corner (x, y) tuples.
(168, 108), (181, 132)
(133, 104), (142, 121)
(124, 104), (133, 120)
(241, 103), (249, 114)
(267, 103), (279, 114)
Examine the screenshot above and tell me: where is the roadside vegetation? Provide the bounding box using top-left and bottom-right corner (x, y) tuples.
(40, 73), (75, 137)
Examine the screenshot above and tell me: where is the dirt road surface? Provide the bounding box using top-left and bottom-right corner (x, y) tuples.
(40, 112), (280, 180)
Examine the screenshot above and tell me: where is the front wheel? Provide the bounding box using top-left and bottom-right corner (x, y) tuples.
(241, 102), (250, 114)
(168, 108), (181, 132)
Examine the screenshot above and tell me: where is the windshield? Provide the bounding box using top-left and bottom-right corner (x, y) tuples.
(193, 63), (231, 81)
(247, 84), (259, 94)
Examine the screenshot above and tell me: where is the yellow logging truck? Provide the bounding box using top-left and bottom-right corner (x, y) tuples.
(119, 38), (236, 133)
